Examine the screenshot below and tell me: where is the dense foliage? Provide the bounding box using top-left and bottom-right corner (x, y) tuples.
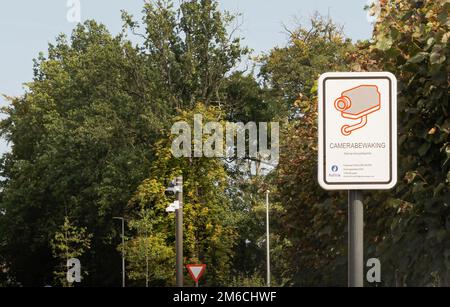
(259, 16), (355, 286)
(365, 0), (449, 286)
(0, 0), (447, 286)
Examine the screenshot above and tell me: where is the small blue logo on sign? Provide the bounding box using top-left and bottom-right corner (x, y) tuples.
(331, 165), (338, 172)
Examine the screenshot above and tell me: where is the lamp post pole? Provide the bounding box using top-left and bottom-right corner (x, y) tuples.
(266, 190), (271, 287)
(175, 176), (184, 287)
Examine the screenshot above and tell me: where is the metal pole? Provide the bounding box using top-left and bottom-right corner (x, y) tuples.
(175, 176), (184, 287)
(146, 230), (149, 288)
(348, 190), (363, 287)
(266, 190), (271, 287)
(121, 217), (125, 288)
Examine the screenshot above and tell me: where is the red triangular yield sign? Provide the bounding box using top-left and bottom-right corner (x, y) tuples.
(186, 264), (206, 282)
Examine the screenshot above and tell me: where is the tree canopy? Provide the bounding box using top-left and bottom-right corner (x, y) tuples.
(0, 0), (448, 287)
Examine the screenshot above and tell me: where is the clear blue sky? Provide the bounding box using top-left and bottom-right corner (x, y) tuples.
(0, 0), (373, 153)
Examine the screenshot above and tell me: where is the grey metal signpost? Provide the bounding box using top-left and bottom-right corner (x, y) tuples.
(348, 190), (363, 287)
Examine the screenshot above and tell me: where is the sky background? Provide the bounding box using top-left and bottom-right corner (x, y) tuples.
(0, 0), (374, 154)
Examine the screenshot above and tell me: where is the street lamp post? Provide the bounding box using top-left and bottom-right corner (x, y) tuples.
(113, 217), (125, 287)
(265, 190), (271, 287)
(165, 176), (183, 287)
(175, 176), (183, 287)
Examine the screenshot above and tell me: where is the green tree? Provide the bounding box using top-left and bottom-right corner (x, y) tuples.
(364, 0), (450, 286)
(125, 104), (239, 286)
(50, 216), (92, 287)
(0, 0), (250, 286)
(259, 13), (354, 118)
(262, 3), (449, 287)
(123, 0), (249, 109)
(260, 15), (355, 286)
(0, 21), (163, 286)
(221, 71), (280, 123)
(121, 178), (175, 286)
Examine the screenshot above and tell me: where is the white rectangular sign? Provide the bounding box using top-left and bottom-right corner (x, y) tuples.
(318, 72), (397, 190)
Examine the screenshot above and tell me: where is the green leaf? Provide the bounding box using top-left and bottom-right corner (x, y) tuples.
(418, 142), (431, 156)
(407, 52), (429, 63)
(375, 36), (393, 51)
(405, 171), (418, 184)
(425, 37), (436, 50)
(430, 52), (446, 65)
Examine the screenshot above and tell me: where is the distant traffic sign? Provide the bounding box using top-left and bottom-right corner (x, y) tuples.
(318, 72), (397, 190)
(186, 264), (206, 286)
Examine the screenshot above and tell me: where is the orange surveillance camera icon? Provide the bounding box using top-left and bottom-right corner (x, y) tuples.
(334, 85), (381, 136)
